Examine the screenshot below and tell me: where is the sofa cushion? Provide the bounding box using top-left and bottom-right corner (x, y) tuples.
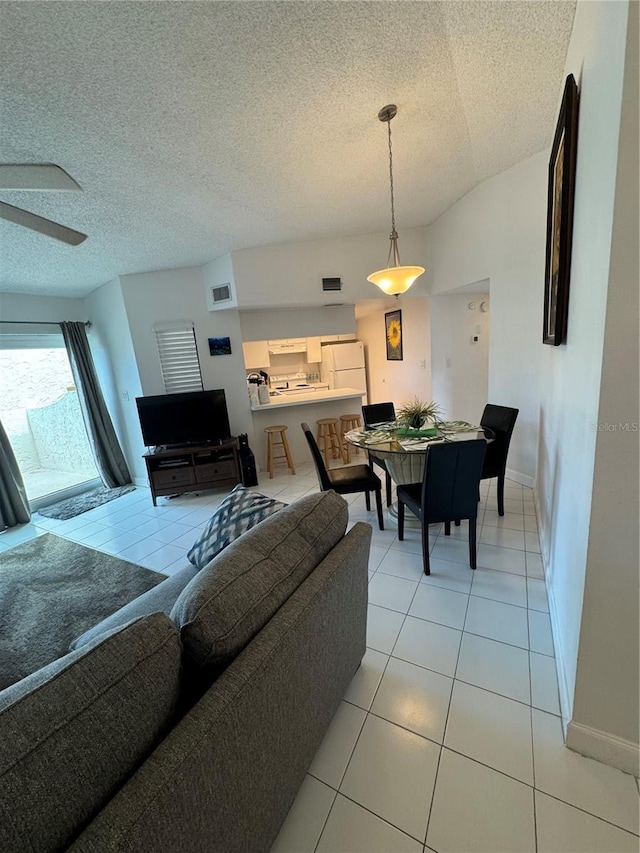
(70, 563), (199, 651)
(187, 483), (286, 569)
(0, 613), (181, 853)
(171, 490), (348, 674)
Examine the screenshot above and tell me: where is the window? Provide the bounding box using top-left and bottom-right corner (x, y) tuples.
(153, 322), (204, 393)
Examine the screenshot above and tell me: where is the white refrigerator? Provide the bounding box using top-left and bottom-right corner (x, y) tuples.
(321, 342), (367, 398)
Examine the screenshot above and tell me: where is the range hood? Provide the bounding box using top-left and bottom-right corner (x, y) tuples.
(267, 338), (307, 355)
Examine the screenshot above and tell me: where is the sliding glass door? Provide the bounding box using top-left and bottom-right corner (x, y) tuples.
(0, 333), (99, 505)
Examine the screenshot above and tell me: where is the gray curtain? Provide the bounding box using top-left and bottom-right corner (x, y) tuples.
(0, 419), (30, 529)
(60, 322), (132, 488)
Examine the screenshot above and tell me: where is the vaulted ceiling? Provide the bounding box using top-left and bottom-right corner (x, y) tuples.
(0, 1), (575, 297)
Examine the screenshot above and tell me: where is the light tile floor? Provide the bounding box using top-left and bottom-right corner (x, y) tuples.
(1, 463), (638, 852)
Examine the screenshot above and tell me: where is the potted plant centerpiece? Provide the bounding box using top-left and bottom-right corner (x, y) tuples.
(396, 398), (441, 430)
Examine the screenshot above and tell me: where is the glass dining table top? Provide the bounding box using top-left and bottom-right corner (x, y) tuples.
(345, 421), (492, 454)
(345, 421), (493, 487)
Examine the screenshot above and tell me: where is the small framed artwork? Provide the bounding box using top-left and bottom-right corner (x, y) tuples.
(543, 73), (580, 346)
(385, 310), (403, 361)
(208, 336), (232, 356)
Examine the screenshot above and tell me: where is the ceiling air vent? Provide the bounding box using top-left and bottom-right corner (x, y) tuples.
(211, 283), (232, 303)
(322, 277), (342, 293)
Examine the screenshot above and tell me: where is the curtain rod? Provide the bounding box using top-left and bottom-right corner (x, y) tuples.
(0, 320), (91, 327)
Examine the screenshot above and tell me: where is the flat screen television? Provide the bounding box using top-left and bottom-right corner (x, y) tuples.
(135, 390), (231, 448)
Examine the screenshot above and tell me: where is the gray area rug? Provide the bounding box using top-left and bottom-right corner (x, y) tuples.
(0, 533), (165, 689)
(37, 484), (136, 520)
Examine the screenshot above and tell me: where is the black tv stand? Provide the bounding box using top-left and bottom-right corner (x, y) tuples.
(156, 436), (234, 452)
(143, 439), (241, 506)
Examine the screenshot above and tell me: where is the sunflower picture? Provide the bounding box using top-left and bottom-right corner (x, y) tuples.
(385, 310), (403, 360)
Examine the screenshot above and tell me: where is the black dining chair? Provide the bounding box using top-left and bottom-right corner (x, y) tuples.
(362, 402), (396, 507)
(397, 439), (486, 575)
(479, 404), (519, 516)
(301, 423), (384, 530)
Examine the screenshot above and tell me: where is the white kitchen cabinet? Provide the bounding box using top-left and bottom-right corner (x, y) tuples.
(242, 340), (271, 369)
(319, 333), (356, 343)
(305, 336), (322, 362)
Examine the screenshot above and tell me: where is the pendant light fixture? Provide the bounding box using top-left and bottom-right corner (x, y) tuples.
(367, 104), (425, 296)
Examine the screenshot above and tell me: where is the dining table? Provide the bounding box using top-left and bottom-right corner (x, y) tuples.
(344, 420), (494, 523)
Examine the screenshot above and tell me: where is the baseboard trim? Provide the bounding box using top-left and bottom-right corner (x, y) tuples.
(533, 495), (574, 733)
(566, 720), (640, 776)
(506, 467), (535, 488)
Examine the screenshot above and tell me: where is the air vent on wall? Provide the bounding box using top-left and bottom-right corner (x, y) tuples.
(206, 280), (237, 312)
(211, 283), (232, 303)
(322, 277), (342, 292)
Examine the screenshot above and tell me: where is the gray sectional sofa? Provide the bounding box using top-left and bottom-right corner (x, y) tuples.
(0, 490), (371, 853)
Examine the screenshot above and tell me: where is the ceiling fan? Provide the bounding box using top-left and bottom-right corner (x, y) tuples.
(0, 164), (87, 245)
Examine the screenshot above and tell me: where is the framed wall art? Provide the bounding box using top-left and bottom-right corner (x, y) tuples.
(385, 310), (403, 361)
(208, 336), (232, 356)
(543, 73), (580, 346)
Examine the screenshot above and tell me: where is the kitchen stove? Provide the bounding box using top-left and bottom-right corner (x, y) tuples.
(269, 372), (328, 394)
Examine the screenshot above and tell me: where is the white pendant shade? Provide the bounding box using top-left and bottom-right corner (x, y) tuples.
(367, 264), (425, 295)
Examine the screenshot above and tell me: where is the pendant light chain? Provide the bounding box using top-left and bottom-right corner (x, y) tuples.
(387, 118), (396, 235)
(385, 115), (401, 267)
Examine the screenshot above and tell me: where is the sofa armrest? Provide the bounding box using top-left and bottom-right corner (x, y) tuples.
(69, 522), (371, 853)
(70, 564), (199, 651)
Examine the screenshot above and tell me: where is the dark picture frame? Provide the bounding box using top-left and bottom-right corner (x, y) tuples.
(385, 310), (403, 361)
(208, 336), (232, 356)
(543, 73), (580, 346)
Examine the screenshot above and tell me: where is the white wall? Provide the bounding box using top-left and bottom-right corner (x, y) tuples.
(83, 279), (146, 482)
(0, 292), (86, 329)
(548, 0), (637, 773)
(426, 151), (547, 484)
(230, 226), (429, 309)
(430, 294), (489, 424)
(119, 267), (257, 454)
(239, 305), (356, 341)
(537, 0), (628, 736)
(356, 296), (431, 408)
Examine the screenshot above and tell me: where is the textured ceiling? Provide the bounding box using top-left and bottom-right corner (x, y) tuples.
(0, 1), (575, 297)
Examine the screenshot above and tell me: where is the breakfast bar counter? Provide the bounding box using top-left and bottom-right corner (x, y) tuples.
(250, 388), (366, 471)
(250, 387), (364, 411)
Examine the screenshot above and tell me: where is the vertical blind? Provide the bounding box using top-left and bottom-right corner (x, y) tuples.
(153, 322), (203, 393)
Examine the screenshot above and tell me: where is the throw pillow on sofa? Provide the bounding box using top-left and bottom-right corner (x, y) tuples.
(187, 483), (286, 569)
(172, 490), (349, 678)
(0, 613), (181, 853)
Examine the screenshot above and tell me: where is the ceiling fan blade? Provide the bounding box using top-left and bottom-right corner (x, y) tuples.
(0, 164), (81, 191)
(0, 201), (87, 245)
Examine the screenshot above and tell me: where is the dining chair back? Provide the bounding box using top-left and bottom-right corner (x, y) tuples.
(301, 423), (384, 530)
(397, 439), (486, 575)
(479, 404), (519, 515)
(361, 402), (396, 507)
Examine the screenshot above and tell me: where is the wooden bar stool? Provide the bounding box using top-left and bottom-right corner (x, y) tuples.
(315, 418), (344, 468)
(265, 425), (296, 478)
(340, 413), (362, 462)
